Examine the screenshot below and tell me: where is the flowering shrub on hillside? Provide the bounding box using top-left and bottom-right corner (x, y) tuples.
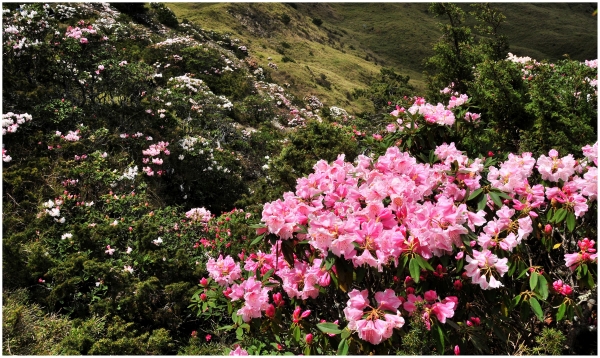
(194, 139), (597, 354)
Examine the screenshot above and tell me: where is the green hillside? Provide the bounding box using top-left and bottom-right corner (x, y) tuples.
(168, 2), (597, 113)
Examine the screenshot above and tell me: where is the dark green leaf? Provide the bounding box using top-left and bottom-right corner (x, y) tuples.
(414, 255), (434, 271)
(341, 328), (351, 340)
(529, 297), (544, 321)
(554, 208), (567, 223)
(556, 302), (567, 321)
(488, 191), (503, 208)
(477, 193), (488, 211)
(337, 338), (349, 355)
(566, 211), (576, 232)
(511, 294), (522, 309)
(409, 258), (421, 283)
(537, 275), (548, 300)
(468, 188), (483, 201)
(261, 268), (274, 283)
(293, 325), (301, 342)
(435, 324), (445, 354)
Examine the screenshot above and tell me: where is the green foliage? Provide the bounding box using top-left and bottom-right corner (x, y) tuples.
(268, 119), (359, 193)
(151, 2), (178, 28)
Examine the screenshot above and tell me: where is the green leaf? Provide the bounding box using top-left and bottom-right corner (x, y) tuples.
(488, 191), (503, 208)
(566, 211), (576, 232)
(250, 234), (265, 246)
(261, 268), (274, 282)
(529, 297), (544, 322)
(477, 193), (488, 211)
(556, 302), (567, 321)
(456, 258), (464, 272)
(546, 207), (553, 222)
(304, 346), (311, 356)
(293, 325), (301, 342)
(435, 324), (445, 354)
(529, 271), (538, 291)
(341, 327), (351, 340)
(586, 268), (595, 289)
(511, 294), (522, 309)
(537, 275), (548, 300)
(316, 322), (342, 335)
(236, 326), (244, 339)
(553, 208), (567, 223)
(324, 255), (336, 270)
(517, 268), (529, 280)
(409, 258), (421, 283)
(249, 223), (266, 229)
(337, 338), (349, 355)
(493, 190), (512, 200)
(414, 255), (434, 271)
(467, 188), (483, 201)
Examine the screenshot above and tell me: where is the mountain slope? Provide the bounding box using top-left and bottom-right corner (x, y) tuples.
(167, 2), (597, 113)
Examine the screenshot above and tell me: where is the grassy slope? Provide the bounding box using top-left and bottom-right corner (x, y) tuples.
(167, 2), (597, 113)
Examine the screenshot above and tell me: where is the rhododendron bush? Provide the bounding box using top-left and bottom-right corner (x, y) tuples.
(193, 137), (597, 354)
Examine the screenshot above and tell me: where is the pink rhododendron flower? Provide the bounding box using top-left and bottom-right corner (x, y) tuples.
(552, 280), (573, 295)
(464, 249), (508, 289)
(229, 346), (248, 356)
(206, 255), (242, 286)
(564, 238), (597, 271)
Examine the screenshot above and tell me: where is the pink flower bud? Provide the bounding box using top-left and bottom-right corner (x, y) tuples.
(265, 304), (275, 318)
(273, 292), (284, 307)
(200, 293), (207, 301)
(200, 277), (208, 286)
(544, 224), (552, 235)
(305, 333), (313, 344)
(300, 310), (311, 319)
(453, 279), (463, 291)
(454, 345), (460, 355)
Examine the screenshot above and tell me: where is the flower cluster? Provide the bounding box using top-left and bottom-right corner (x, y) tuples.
(552, 280), (573, 296)
(2, 112), (32, 135)
(343, 288), (405, 344)
(564, 238), (597, 271)
(229, 276), (272, 322)
(185, 207), (212, 223)
(142, 141), (170, 176)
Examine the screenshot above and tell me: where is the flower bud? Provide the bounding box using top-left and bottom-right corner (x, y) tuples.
(265, 304), (275, 318)
(200, 277), (208, 286)
(305, 333), (313, 344)
(454, 345), (460, 355)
